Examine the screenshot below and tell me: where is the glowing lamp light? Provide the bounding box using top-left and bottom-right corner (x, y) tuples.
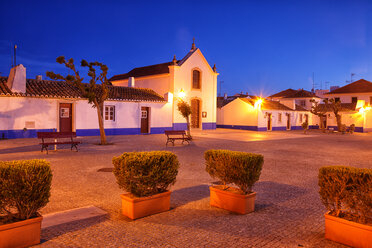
(254, 98), (263, 109)
(359, 106), (371, 114)
(178, 89), (186, 99)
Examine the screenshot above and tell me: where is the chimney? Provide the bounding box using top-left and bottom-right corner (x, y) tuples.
(128, 77), (135, 87)
(36, 75), (42, 81)
(7, 64), (26, 93)
(224, 93), (227, 100)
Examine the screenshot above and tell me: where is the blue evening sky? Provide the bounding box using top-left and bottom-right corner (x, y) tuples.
(0, 0), (371, 96)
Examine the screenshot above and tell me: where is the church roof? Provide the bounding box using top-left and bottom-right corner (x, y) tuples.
(326, 79), (372, 94)
(109, 48), (201, 81)
(0, 77), (165, 102)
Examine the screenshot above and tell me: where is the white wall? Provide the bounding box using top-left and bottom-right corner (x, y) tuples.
(111, 74), (171, 97)
(217, 99), (258, 126)
(173, 49), (218, 126)
(326, 93), (372, 104)
(0, 96), (172, 135)
(75, 100), (172, 130)
(0, 96), (59, 130)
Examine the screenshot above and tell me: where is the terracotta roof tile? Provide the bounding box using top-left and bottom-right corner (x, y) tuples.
(269, 88), (316, 98)
(269, 89), (297, 98)
(0, 77), (165, 102)
(283, 89), (315, 98)
(240, 98), (294, 111)
(109, 62), (175, 81)
(109, 48), (201, 81)
(326, 79), (372, 94)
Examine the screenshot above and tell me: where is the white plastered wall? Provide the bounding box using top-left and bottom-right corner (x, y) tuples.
(111, 74), (171, 97)
(0, 96), (58, 130)
(217, 99), (258, 126)
(75, 100), (172, 130)
(173, 49), (217, 126)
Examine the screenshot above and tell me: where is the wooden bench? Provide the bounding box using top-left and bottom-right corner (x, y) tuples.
(165, 130), (191, 146)
(37, 132), (81, 154)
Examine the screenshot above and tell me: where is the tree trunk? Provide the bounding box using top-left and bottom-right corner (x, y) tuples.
(94, 100), (107, 145)
(319, 116), (325, 133)
(186, 116), (192, 139)
(336, 114), (342, 131)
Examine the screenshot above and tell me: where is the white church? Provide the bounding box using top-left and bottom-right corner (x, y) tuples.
(0, 41), (218, 139)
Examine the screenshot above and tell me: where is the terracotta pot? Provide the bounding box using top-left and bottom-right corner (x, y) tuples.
(325, 213), (372, 248)
(209, 186), (256, 214)
(120, 191), (171, 220)
(0, 215), (42, 248)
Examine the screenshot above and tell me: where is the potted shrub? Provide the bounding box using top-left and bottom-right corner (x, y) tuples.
(204, 150), (264, 214)
(0, 159), (52, 248)
(318, 166), (372, 247)
(113, 151), (179, 220)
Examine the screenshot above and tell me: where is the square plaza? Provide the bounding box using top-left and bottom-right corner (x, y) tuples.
(1, 129), (370, 247)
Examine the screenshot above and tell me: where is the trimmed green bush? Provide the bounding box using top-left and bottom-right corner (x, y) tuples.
(204, 150), (264, 194)
(113, 151), (179, 197)
(318, 166), (372, 224)
(0, 160), (52, 224)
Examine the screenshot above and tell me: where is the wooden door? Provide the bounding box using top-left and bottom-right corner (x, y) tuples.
(267, 113), (272, 131)
(59, 103), (72, 132)
(141, 107), (149, 133)
(191, 99), (200, 128)
(286, 113), (291, 130)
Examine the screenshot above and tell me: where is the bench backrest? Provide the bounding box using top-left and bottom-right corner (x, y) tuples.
(37, 132), (77, 139)
(164, 130), (186, 135)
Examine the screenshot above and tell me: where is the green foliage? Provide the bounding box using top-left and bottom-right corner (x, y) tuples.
(177, 100), (192, 118)
(0, 160), (52, 223)
(47, 56), (111, 144)
(318, 166), (372, 224)
(113, 151), (179, 197)
(350, 124), (355, 134)
(301, 121), (308, 130)
(204, 150), (264, 194)
(177, 100), (192, 137)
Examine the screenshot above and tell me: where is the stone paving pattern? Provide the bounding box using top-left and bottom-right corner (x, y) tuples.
(1, 129), (371, 247)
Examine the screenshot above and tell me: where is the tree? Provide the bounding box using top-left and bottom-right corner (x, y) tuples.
(46, 56), (110, 145)
(324, 98), (343, 131)
(310, 98), (327, 133)
(177, 100), (192, 138)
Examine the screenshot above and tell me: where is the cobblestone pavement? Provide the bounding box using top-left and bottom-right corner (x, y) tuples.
(1, 129), (371, 247)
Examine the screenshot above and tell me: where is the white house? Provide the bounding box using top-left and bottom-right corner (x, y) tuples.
(320, 79), (372, 132)
(217, 96), (311, 131)
(0, 41), (218, 139)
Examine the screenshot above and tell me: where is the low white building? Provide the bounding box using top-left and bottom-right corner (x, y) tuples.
(0, 65), (171, 139)
(217, 97), (311, 131)
(0, 41), (218, 139)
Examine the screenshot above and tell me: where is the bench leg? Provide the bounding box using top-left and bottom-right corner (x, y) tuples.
(41, 144), (48, 154)
(71, 144), (78, 152)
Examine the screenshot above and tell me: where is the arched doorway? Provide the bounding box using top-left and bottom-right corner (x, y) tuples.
(191, 98), (201, 128)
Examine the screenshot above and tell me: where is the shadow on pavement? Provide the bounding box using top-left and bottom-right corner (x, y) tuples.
(171, 184), (210, 207)
(253, 181), (308, 211)
(0, 144), (41, 154)
(41, 215), (107, 242)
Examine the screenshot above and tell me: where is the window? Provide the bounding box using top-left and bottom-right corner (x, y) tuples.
(352, 97), (358, 103)
(370, 96), (372, 105)
(299, 114), (303, 123)
(192, 69), (201, 89)
(278, 113), (282, 122)
(299, 100), (306, 107)
(60, 108), (69, 118)
(105, 106), (115, 121)
(335, 97), (340, 102)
